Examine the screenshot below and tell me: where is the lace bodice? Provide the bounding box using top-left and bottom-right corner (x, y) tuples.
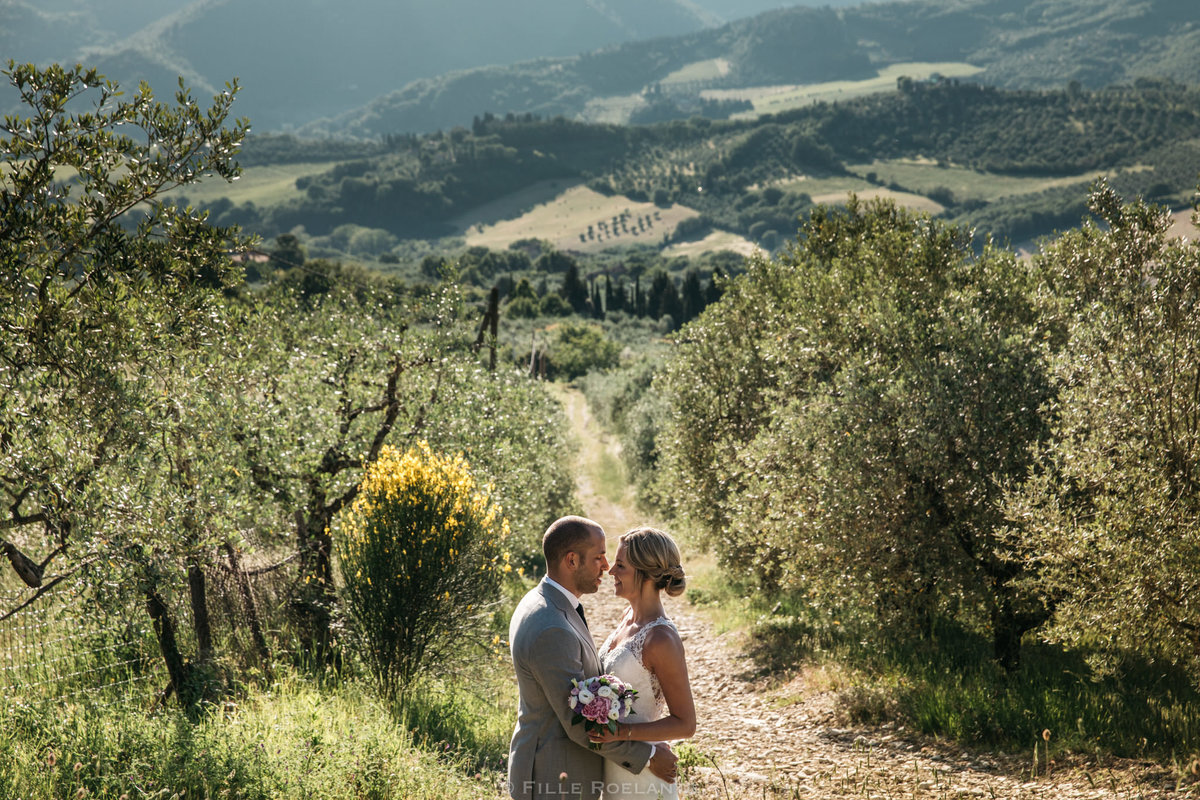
(598, 613), (676, 722)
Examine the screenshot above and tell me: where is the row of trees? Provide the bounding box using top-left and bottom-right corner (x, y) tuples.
(551, 264), (722, 328)
(209, 80), (1200, 250)
(649, 188), (1200, 676)
(0, 64), (575, 707)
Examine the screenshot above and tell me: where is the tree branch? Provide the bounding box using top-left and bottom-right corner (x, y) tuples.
(0, 555), (100, 624)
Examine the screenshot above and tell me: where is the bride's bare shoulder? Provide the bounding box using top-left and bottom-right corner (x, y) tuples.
(640, 621), (685, 665)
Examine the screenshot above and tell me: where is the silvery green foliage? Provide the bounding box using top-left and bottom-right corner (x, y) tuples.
(0, 62), (247, 601)
(658, 198), (1053, 667)
(1001, 182), (1200, 677)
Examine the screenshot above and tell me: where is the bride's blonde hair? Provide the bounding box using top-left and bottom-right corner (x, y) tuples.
(620, 527), (686, 597)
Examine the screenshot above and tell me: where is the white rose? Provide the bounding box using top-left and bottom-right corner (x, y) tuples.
(608, 705), (620, 720)
(569, 694), (578, 709)
(577, 688), (594, 705)
(597, 685), (615, 699)
(623, 698), (634, 715)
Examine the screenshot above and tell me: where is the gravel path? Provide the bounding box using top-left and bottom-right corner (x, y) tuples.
(556, 385), (1196, 800)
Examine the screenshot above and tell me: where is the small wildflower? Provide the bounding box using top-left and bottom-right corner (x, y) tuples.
(74, 762), (83, 773)
(1042, 729), (1051, 742)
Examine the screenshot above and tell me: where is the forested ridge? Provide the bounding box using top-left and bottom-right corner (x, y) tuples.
(312, 0), (1200, 137)
(221, 78), (1200, 248)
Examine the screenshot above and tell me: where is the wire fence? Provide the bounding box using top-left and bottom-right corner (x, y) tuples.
(0, 549), (298, 709)
(0, 585), (164, 708)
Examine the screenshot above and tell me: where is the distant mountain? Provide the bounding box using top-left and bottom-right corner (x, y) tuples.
(3, 0), (717, 131)
(1, 1), (99, 65)
(30, 0), (193, 38)
(310, 0), (1200, 138)
(0, 0), (194, 67)
(687, 0), (866, 23)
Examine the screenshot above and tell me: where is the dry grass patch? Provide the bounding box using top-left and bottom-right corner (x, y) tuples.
(704, 62), (984, 118)
(460, 184), (700, 253)
(811, 187), (946, 215)
(664, 229), (759, 258)
(1168, 208), (1200, 241)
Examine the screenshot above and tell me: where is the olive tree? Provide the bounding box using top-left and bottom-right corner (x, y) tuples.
(658, 198), (1054, 667)
(1001, 183), (1200, 676)
(0, 61), (248, 704)
(226, 281), (576, 659)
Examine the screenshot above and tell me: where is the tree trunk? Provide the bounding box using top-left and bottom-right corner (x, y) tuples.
(145, 588), (195, 708)
(294, 506), (337, 666)
(990, 599), (1050, 672)
(188, 559), (214, 665)
(295, 508), (310, 574)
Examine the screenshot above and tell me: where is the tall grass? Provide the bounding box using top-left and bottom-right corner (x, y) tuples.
(687, 569), (1200, 764)
(0, 671), (512, 799)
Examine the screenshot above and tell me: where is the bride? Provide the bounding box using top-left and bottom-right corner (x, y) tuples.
(589, 527), (696, 799)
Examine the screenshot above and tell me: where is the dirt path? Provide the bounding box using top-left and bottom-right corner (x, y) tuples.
(555, 385), (1194, 800)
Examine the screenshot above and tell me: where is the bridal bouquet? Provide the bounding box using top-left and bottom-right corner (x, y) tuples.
(569, 674), (636, 745)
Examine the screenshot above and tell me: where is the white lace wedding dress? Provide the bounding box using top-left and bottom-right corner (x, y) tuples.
(598, 614), (679, 800)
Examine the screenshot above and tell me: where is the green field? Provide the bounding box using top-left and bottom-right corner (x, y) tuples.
(581, 92), (648, 124)
(775, 174), (946, 215)
(164, 161), (332, 207)
(704, 61), (985, 117)
(660, 58), (731, 86)
(845, 158), (1117, 203)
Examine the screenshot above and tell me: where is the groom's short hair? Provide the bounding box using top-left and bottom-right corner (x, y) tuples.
(543, 515), (600, 567)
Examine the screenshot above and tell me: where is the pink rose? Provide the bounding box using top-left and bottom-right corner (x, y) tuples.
(580, 696), (610, 723)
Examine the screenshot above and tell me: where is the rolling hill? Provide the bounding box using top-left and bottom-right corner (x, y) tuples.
(4, 0), (718, 131)
(309, 0), (1200, 138)
(185, 78), (1200, 260)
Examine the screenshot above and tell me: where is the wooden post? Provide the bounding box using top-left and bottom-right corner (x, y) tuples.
(488, 286), (499, 372)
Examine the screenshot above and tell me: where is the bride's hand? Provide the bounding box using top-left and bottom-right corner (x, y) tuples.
(588, 723), (628, 744)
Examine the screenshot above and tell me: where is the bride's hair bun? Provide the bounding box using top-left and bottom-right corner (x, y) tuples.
(662, 564), (687, 597)
(620, 527), (686, 597)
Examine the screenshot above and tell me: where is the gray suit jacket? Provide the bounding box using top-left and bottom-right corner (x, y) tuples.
(507, 579), (652, 800)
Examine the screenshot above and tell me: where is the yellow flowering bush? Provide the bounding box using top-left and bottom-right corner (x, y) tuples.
(336, 441), (511, 702)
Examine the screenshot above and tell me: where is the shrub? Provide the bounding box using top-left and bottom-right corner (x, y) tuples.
(547, 322), (620, 379)
(336, 442), (511, 703)
(538, 293), (571, 317)
(505, 295), (540, 318)
(1001, 182), (1200, 679)
(656, 198), (1053, 667)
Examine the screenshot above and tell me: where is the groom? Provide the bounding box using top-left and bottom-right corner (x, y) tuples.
(508, 515), (677, 800)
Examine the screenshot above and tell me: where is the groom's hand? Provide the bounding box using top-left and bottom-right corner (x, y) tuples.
(647, 743), (678, 784)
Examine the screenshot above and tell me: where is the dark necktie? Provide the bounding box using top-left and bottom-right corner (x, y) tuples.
(575, 603), (588, 629)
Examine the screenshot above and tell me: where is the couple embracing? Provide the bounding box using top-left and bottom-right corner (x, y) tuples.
(508, 516), (696, 800)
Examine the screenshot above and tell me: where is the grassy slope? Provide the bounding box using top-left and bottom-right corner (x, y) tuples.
(0, 672), (514, 798)
(460, 184), (700, 253)
(166, 162), (330, 208)
(710, 62), (987, 119)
